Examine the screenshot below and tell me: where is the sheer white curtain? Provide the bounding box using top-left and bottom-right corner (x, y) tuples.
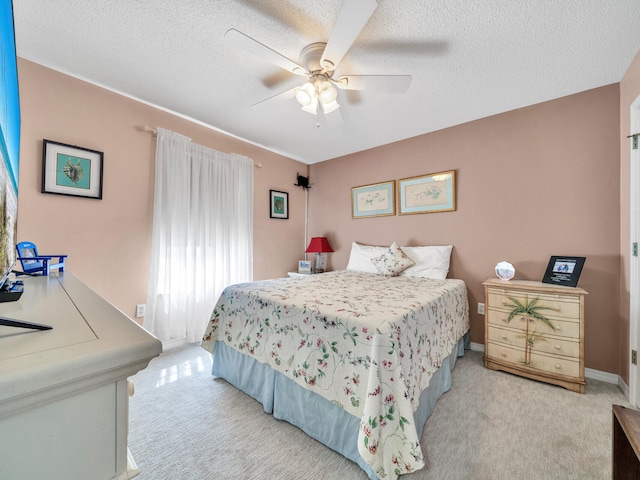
(144, 128), (253, 343)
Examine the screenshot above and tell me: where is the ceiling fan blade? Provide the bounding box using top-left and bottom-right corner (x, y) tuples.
(251, 87), (296, 108)
(336, 75), (412, 93)
(225, 29), (307, 76)
(320, 0), (377, 71)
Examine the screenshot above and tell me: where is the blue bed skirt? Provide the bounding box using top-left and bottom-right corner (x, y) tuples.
(211, 332), (469, 480)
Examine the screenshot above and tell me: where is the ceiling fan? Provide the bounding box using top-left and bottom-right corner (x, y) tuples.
(225, 0), (412, 118)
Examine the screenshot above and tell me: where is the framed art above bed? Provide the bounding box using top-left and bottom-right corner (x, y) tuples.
(397, 170), (456, 215)
(352, 181), (395, 218)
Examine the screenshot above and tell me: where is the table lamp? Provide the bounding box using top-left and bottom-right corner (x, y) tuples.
(305, 237), (334, 273)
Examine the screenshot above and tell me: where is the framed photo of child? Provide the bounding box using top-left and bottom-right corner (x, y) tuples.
(298, 260), (311, 274)
(541, 256), (585, 287)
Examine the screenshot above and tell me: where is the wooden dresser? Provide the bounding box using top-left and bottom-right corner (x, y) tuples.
(483, 278), (587, 393)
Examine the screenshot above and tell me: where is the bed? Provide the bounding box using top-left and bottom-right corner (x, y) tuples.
(201, 243), (469, 479)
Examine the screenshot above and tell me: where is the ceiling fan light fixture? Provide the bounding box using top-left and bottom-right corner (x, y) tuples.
(295, 82), (315, 107)
(300, 95), (318, 114)
(318, 81), (337, 104)
(321, 99), (340, 114)
(295, 77), (338, 115)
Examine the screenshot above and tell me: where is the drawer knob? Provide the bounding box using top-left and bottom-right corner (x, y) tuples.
(555, 364), (562, 369)
(555, 345), (561, 350)
(501, 352), (507, 358)
(501, 334), (508, 340)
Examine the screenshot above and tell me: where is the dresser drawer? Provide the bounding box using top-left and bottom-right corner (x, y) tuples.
(487, 324), (580, 358)
(486, 289), (581, 321)
(486, 308), (580, 340)
(486, 342), (580, 378)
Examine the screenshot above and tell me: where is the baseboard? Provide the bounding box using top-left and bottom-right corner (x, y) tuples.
(585, 367), (619, 385)
(162, 337), (189, 350)
(618, 377), (630, 399)
(469, 342), (622, 387)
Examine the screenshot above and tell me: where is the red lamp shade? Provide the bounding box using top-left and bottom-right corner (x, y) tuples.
(305, 237), (334, 253)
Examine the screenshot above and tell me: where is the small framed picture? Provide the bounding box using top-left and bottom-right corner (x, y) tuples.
(270, 190), (288, 219)
(42, 139), (104, 199)
(298, 260), (311, 274)
(541, 256), (586, 287)
(351, 181), (395, 218)
(397, 170), (456, 215)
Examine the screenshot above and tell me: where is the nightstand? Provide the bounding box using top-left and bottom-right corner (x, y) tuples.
(287, 272), (312, 278)
(483, 278), (587, 393)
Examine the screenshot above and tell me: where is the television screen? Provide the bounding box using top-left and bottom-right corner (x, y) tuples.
(0, 0), (50, 328)
(0, 0), (19, 283)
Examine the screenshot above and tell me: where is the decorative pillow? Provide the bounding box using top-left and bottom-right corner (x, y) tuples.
(399, 245), (453, 280)
(371, 242), (415, 276)
(346, 242), (388, 273)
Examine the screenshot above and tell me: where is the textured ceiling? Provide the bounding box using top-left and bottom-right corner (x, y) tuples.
(13, 0), (640, 164)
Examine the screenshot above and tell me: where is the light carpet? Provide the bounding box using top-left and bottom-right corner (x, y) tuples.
(128, 345), (629, 479)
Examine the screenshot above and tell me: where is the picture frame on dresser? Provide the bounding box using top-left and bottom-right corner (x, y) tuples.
(298, 260), (311, 274)
(541, 256), (586, 287)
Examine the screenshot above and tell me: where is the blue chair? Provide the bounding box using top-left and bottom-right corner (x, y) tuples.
(16, 241), (67, 276)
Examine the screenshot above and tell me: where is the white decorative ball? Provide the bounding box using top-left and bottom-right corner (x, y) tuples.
(495, 261), (515, 280)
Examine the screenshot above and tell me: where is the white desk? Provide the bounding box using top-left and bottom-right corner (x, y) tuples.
(0, 272), (162, 480)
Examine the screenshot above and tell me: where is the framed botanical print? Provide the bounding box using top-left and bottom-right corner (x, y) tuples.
(351, 181), (395, 218)
(397, 170), (456, 215)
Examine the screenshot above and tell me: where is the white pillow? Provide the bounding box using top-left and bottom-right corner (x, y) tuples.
(371, 242), (415, 276)
(346, 242), (388, 273)
(399, 245), (453, 280)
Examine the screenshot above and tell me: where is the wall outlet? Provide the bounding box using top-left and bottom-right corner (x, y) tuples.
(477, 303), (485, 315)
(136, 304), (146, 318)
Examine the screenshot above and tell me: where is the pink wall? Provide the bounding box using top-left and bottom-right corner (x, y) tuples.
(619, 49), (640, 383)
(16, 57), (632, 377)
(309, 85), (621, 374)
(17, 59), (307, 323)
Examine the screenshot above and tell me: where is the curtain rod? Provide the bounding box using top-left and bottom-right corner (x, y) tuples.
(139, 125), (157, 136)
(137, 125), (263, 168)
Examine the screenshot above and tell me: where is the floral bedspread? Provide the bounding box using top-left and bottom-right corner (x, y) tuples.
(201, 270), (469, 479)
